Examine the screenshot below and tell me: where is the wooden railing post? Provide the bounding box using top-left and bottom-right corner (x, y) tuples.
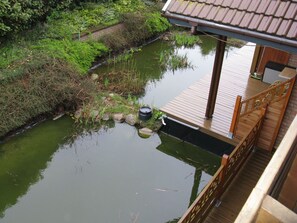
(218, 154), (229, 197)
(220, 154), (229, 180)
(229, 95), (242, 138)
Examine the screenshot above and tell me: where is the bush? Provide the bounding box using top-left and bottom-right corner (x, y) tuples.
(0, 0), (73, 37)
(0, 56), (96, 137)
(145, 12), (171, 34)
(33, 39), (108, 73)
(101, 11), (171, 50)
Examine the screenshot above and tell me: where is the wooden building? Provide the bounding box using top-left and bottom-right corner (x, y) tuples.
(161, 0), (297, 222)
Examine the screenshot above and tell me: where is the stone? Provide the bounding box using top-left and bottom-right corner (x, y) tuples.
(102, 114), (110, 121)
(113, 113), (125, 123)
(163, 36), (169, 41)
(90, 110), (99, 118)
(125, 114), (137, 126)
(139, 128), (153, 137)
(74, 109), (82, 119)
(91, 73), (99, 80)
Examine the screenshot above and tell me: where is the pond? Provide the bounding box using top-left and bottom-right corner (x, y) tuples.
(0, 37), (241, 222)
(94, 36), (242, 107)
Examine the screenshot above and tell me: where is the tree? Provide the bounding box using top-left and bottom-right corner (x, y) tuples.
(0, 0), (73, 37)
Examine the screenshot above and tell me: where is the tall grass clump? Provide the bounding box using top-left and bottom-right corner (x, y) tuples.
(97, 61), (145, 96)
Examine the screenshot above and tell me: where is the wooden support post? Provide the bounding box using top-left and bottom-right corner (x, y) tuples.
(250, 45), (262, 75)
(229, 95), (242, 138)
(205, 35), (227, 119)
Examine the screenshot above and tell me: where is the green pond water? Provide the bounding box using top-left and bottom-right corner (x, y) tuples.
(0, 38), (242, 222)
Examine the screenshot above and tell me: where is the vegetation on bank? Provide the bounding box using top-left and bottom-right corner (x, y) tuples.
(0, 0), (247, 138)
(0, 56), (95, 137)
(0, 0), (171, 137)
(72, 92), (163, 132)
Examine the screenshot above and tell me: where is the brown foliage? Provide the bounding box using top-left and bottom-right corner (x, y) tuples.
(0, 56), (96, 137)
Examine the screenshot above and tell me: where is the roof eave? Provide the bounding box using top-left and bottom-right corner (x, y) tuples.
(164, 12), (297, 53)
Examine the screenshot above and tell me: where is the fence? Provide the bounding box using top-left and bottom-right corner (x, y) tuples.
(178, 108), (266, 223)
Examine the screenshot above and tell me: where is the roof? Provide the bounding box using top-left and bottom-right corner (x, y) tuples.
(163, 0), (297, 52)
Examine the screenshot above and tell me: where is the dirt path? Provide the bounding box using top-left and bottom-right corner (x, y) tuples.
(80, 23), (125, 41)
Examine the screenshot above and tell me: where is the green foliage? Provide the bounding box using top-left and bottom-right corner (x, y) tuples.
(0, 0), (73, 37)
(33, 39), (108, 73)
(102, 11), (170, 50)
(107, 48), (141, 64)
(172, 32), (202, 47)
(145, 12), (171, 34)
(0, 57), (95, 137)
(45, 0), (145, 39)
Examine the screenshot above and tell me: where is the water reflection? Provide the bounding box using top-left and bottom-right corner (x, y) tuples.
(0, 119), (219, 223)
(94, 38), (240, 108)
(0, 118), (73, 218)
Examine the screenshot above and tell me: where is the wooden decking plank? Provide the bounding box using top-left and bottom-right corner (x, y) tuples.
(161, 44), (269, 141)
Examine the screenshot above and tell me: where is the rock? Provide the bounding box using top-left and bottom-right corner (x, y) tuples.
(113, 113), (125, 123)
(102, 114), (110, 121)
(139, 128), (153, 138)
(74, 109), (82, 119)
(125, 114), (137, 126)
(163, 36), (170, 41)
(91, 73), (99, 80)
(90, 110), (99, 118)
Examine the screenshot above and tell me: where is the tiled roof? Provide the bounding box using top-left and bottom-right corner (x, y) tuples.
(164, 0), (297, 41)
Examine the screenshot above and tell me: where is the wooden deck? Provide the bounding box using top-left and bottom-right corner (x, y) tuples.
(204, 148), (272, 223)
(161, 44), (269, 144)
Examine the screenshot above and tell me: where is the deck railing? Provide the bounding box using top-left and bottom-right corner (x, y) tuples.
(178, 108), (266, 223)
(235, 115), (297, 223)
(229, 77), (296, 138)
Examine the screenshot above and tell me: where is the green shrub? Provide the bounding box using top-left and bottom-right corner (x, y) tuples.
(33, 39), (108, 73)
(145, 12), (171, 34)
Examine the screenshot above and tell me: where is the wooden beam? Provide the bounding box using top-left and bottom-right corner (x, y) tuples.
(250, 45), (262, 75)
(205, 35), (227, 119)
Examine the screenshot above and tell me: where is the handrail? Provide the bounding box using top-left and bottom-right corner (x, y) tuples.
(178, 108), (266, 223)
(229, 76), (296, 137)
(178, 165), (225, 223)
(235, 115), (297, 223)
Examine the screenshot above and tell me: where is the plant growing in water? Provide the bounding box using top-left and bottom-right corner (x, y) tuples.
(171, 32), (202, 48)
(159, 50), (192, 71)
